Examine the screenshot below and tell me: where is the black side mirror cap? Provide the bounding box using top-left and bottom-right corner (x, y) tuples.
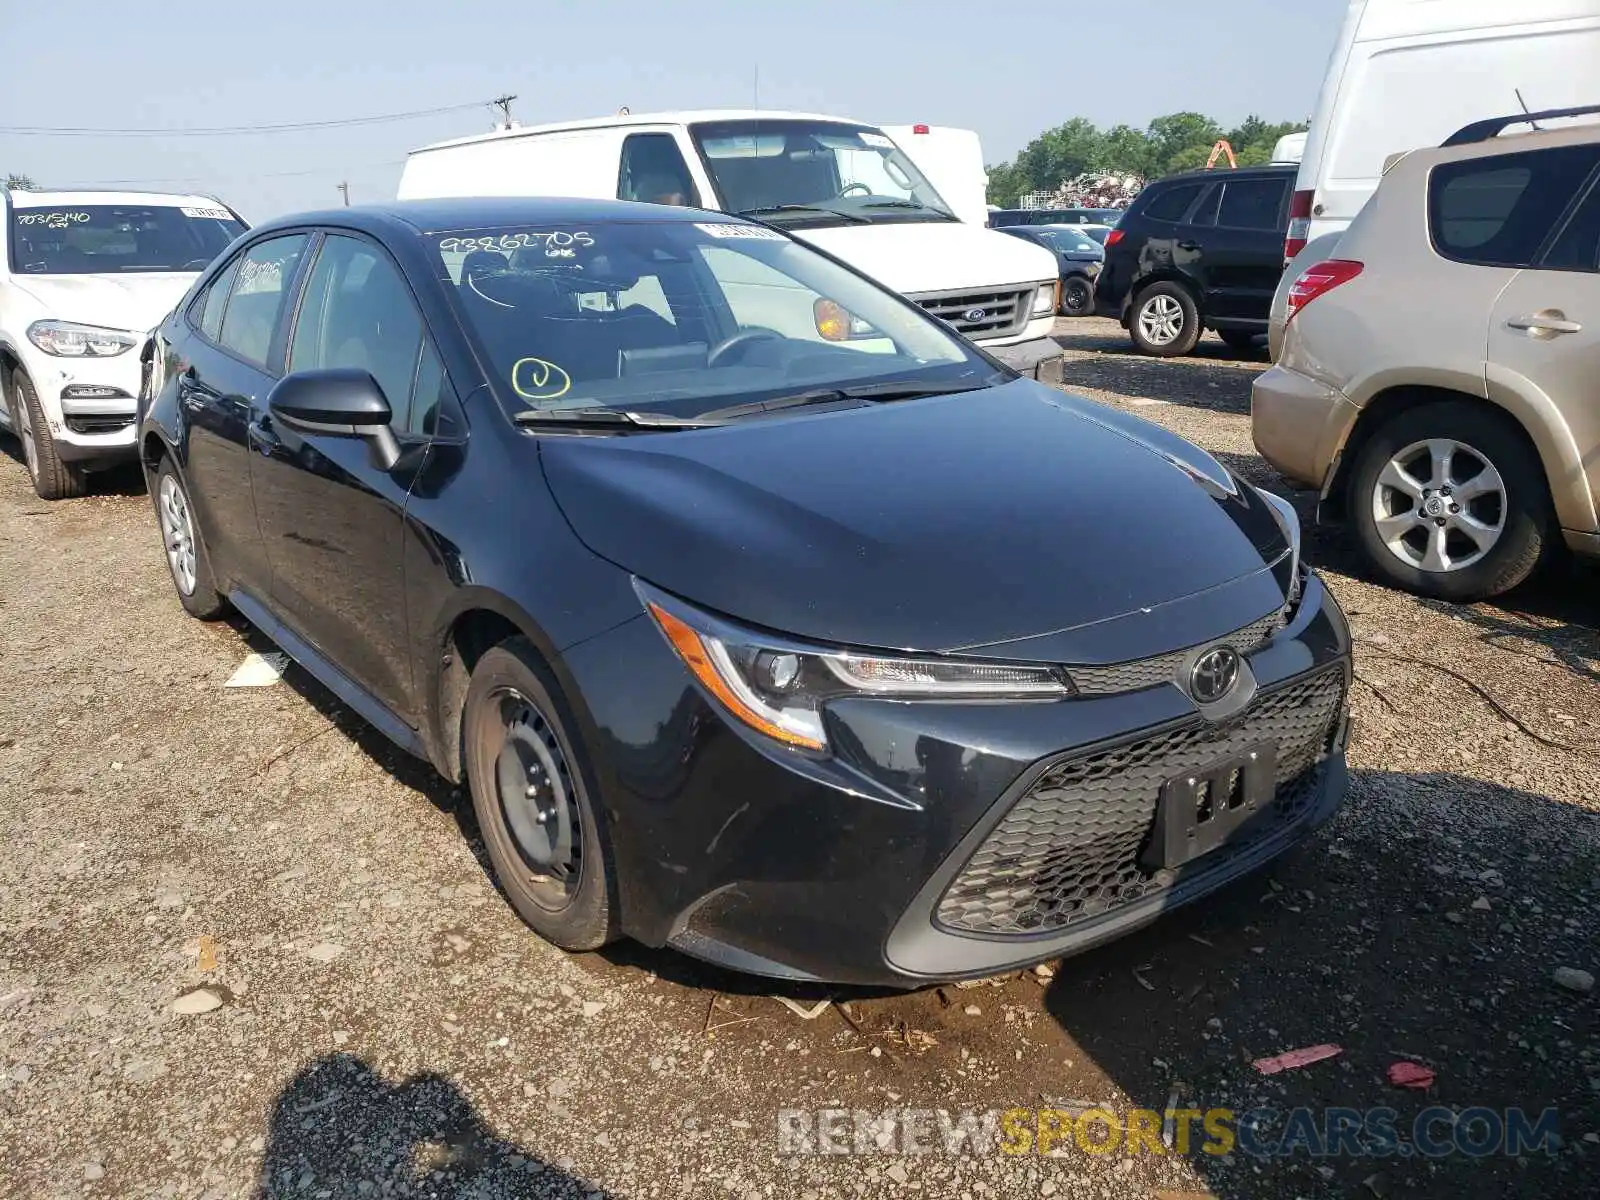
(268, 368), (401, 470)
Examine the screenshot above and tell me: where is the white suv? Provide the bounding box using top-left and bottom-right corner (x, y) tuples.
(0, 190), (245, 498)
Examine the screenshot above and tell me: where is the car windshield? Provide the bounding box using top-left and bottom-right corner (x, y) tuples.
(8, 203), (244, 274)
(689, 119), (955, 226)
(1032, 228), (1101, 253)
(433, 219), (996, 422)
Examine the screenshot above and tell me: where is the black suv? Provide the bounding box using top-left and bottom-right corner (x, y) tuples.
(1094, 164), (1295, 356)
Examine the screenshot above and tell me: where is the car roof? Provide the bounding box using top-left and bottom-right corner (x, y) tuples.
(243, 197), (736, 238)
(1154, 163), (1299, 184)
(411, 108), (878, 156)
(4, 188), (230, 208)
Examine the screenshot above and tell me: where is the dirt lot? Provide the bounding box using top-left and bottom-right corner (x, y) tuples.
(2, 317), (1597, 1200)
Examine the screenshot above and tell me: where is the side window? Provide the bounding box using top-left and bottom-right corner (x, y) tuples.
(196, 256), (241, 341)
(289, 234), (424, 429)
(1541, 180), (1600, 273)
(1217, 178), (1288, 231)
(1430, 146), (1600, 268)
(411, 341), (465, 438)
(1142, 184), (1203, 224)
(618, 133), (699, 207)
(1189, 185), (1221, 228)
(218, 235), (308, 368)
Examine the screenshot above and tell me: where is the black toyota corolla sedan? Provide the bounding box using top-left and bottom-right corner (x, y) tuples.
(138, 198), (1351, 986)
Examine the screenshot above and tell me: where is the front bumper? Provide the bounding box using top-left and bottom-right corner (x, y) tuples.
(15, 347), (141, 464)
(559, 573), (1352, 987)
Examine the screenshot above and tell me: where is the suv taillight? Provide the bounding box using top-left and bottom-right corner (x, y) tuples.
(1105, 228), (1125, 248)
(1284, 189), (1314, 263)
(1286, 259), (1363, 323)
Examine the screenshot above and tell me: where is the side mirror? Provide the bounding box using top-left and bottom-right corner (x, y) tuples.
(267, 368), (401, 470)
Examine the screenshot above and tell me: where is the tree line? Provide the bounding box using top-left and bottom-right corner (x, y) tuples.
(986, 113), (1307, 207)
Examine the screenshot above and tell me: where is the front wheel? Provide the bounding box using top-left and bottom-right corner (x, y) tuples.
(11, 370), (87, 500)
(153, 458), (228, 618)
(1348, 401), (1552, 601)
(1060, 276), (1094, 318)
(1128, 282), (1201, 357)
(463, 639), (618, 951)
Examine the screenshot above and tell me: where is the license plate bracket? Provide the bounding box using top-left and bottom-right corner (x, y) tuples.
(1142, 743), (1279, 871)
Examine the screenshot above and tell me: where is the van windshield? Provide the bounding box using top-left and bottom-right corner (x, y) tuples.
(432, 219), (996, 422)
(9, 203), (244, 274)
(689, 119), (956, 227)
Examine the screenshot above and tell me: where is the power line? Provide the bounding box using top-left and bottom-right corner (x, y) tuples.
(0, 100), (491, 138)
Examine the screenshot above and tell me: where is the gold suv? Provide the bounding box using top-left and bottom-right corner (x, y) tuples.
(1253, 105), (1600, 601)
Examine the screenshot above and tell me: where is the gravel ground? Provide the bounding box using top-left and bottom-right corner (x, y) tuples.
(2, 318), (1597, 1200)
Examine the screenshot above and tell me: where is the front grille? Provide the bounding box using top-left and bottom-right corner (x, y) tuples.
(64, 413), (136, 435)
(936, 666), (1346, 936)
(1070, 611), (1286, 697)
(913, 287), (1035, 339)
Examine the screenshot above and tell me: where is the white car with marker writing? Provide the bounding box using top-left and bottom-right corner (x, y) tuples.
(398, 110), (1062, 365)
(0, 189), (246, 499)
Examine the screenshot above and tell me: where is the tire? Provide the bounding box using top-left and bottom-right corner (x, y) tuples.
(1348, 401), (1551, 601)
(1128, 281), (1201, 357)
(152, 457), (228, 619)
(11, 369), (87, 500)
(462, 638), (618, 952)
(1059, 275), (1094, 318)
(1218, 329), (1262, 356)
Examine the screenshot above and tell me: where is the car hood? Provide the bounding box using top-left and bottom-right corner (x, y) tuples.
(539, 379), (1292, 662)
(790, 221), (1058, 294)
(8, 273), (197, 335)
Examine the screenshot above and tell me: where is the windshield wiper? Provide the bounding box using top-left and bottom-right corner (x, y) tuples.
(734, 204), (871, 225)
(512, 408), (727, 431)
(857, 200), (956, 219)
(700, 378), (999, 421)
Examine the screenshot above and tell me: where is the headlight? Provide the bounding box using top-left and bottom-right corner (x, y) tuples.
(639, 582), (1074, 752)
(27, 320), (139, 358)
(1031, 282), (1058, 317)
(1255, 487), (1303, 606)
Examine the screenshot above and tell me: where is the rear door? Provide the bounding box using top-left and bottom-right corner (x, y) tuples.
(1181, 174), (1290, 324)
(178, 234), (310, 600)
(1485, 150), (1600, 526)
(248, 231), (433, 722)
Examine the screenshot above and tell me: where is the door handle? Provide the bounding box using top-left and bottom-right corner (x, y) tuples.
(247, 418), (281, 455)
(1177, 240), (1201, 252)
(1507, 310), (1583, 337)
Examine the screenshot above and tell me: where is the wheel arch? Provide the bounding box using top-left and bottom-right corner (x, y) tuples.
(1323, 384), (1566, 528)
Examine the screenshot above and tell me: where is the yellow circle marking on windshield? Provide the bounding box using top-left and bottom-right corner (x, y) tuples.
(512, 357), (572, 401)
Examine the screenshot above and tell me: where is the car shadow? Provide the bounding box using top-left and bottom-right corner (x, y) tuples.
(254, 1052), (609, 1198)
(1039, 768), (1597, 1200)
(0, 432), (148, 497)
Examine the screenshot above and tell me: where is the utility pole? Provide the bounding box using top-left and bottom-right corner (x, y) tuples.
(336, 181), (350, 206)
(492, 94), (518, 130)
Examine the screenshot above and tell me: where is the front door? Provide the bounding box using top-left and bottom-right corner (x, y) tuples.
(1182, 175), (1290, 324)
(247, 232), (428, 722)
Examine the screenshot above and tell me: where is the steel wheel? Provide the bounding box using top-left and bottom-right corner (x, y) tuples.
(1137, 293), (1185, 347)
(13, 380), (38, 481)
(158, 473), (198, 594)
(1061, 277), (1093, 317)
(491, 688), (582, 911)
(1370, 437), (1506, 573)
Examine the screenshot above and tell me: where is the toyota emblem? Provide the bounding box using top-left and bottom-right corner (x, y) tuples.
(1189, 647), (1241, 704)
(962, 307), (988, 323)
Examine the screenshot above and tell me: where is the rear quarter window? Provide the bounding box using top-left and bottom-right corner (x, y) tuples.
(1429, 145), (1600, 268)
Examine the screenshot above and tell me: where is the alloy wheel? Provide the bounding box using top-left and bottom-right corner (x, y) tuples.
(1370, 438), (1506, 573)
(491, 688), (582, 911)
(1137, 294), (1184, 346)
(158, 473), (198, 595)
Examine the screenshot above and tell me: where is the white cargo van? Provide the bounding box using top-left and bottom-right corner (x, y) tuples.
(399, 111), (1060, 352)
(1287, 0), (1600, 259)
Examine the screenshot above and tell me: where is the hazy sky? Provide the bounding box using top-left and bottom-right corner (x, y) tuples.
(1, 0), (1350, 220)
